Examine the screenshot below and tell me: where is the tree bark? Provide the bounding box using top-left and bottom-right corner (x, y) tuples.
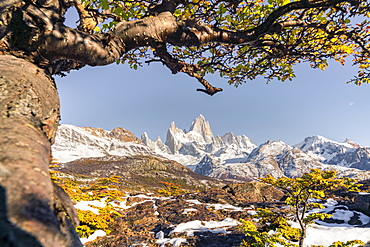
(0, 55), (82, 247)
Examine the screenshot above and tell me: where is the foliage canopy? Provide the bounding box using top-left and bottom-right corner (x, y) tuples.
(1, 0), (369, 94)
(84, 0), (369, 90)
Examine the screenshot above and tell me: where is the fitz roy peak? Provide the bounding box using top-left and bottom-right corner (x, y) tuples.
(52, 115), (370, 180)
(142, 114), (257, 168)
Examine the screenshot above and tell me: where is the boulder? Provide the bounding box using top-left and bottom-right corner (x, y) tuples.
(223, 182), (285, 203)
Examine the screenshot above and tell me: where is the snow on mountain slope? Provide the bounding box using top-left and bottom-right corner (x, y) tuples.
(294, 135), (354, 162)
(294, 135), (370, 170)
(142, 116), (370, 180)
(141, 132), (171, 154)
(52, 124), (156, 163)
(140, 114), (256, 168)
(201, 141), (326, 180)
(141, 117), (330, 179)
(52, 115), (370, 181)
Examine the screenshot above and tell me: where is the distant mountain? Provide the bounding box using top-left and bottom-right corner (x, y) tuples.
(141, 115), (256, 169)
(52, 115), (370, 181)
(192, 140), (337, 181)
(140, 115), (370, 180)
(294, 135), (370, 170)
(52, 124), (158, 163)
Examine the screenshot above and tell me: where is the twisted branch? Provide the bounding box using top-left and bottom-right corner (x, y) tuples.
(151, 42), (222, 95)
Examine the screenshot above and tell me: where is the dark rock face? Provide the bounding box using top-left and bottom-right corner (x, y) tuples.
(342, 180), (370, 217)
(187, 232), (247, 247)
(328, 179), (370, 217)
(352, 194), (370, 216)
(328, 148), (370, 170)
(194, 155), (216, 176)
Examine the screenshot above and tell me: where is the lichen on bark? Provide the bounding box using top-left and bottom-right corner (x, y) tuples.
(0, 55), (81, 247)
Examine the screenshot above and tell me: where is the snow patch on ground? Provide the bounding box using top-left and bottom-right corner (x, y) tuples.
(301, 198), (370, 246)
(185, 199), (244, 211)
(310, 198), (370, 227)
(170, 218), (240, 236)
(74, 193), (370, 246)
(305, 225), (370, 246)
(182, 208), (198, 214)
(74, 198), (108, 214)
(80, 230), (106, 244)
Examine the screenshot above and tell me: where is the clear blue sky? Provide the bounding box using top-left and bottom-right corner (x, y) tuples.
(55, 58), (370, 147)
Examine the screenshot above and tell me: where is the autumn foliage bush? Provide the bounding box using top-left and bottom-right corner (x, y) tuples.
(50, 168), (125, 238)
(157, 181), (190, 196)
(240, 169), (364, 247)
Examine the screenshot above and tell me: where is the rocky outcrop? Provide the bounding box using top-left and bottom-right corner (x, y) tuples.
(188, 114), (214, 143)
(165, 121), (187, 154)
(194, 155), (216, 176)
(81, 127), (141, 143)
(222, 182), (285, 204)
(141, 132), (171, 154)
(331, 179), (370, 217)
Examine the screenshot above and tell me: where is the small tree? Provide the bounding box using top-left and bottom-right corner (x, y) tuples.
(241, 169), (362, 247)
(240, 208), (300, 247)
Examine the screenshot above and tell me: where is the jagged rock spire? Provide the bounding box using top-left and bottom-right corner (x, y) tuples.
(189, 114), (214, 143)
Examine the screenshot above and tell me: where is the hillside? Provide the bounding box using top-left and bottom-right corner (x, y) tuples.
(52, 155), (227, 191)
(49, 164), (370, 246)
(49, 116), (370, 246)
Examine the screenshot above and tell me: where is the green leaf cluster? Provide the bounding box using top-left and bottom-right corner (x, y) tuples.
(239, 210), (300, 247)
(79, 0), (370, 86)
(261, 169), (361, 208)
(240, 169), (364, 247)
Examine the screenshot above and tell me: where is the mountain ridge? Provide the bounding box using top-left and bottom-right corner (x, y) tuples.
(52, 115), (370, 181)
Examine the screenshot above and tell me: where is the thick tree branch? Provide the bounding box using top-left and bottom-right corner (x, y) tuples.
(39, 0), (356, 63)
(251, 0), (355, 35)
(40, 12), (179, 66)
(41, 25), (125, 66)
(8, 0), (362, 91)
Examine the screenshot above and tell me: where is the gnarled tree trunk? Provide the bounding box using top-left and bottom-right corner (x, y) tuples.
(0, 55), (82, 247)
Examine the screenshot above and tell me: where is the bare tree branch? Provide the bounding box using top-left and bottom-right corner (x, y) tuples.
(152, 42), (222, 95)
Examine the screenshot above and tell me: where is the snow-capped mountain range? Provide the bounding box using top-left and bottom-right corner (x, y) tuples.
(52, 125), (156, 163)
(52, 115), (370, 180)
